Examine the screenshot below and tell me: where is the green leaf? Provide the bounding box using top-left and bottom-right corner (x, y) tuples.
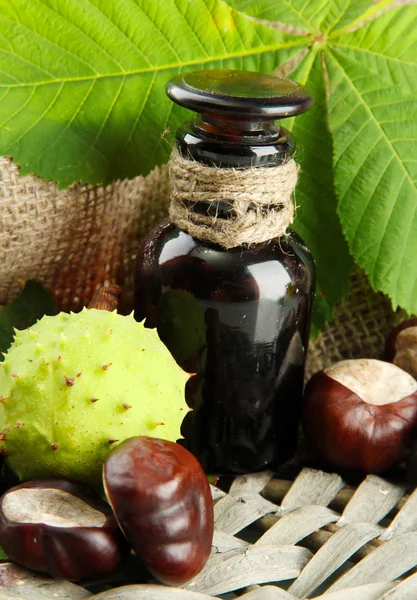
(232, 0), (417, 318)
(329, 0), (396, 36)
(286, 50), (353, 332)
(0, 281), (57, 358)
(223, 0), (317, 32)
(0, 546), (8, 561)
(0, 0), (306, 187)
(327, 5), (417, 313)
(226, 0), (373, 35)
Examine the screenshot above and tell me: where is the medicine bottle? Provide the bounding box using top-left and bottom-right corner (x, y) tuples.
(134, 70), (315, 474)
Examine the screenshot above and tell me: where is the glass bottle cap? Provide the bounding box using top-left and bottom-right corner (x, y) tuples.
(166, 69), (313, 119)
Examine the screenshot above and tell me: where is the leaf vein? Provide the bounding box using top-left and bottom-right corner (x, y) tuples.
(329, 50), (416, 190)
(180, 2), (211, 57)
(338, 133), (383, 202)
(0, 87), (37, 129)
(91, 76), (126, 150)
(33, 80), (97, 168)
(0, 7), (100, 76)
(331, 42), (416, 67)
(118, 70), (157, 157)
(349, 155), (394, 249)
(85, 0), (154, 67)
(334, 116), (372, 166)
(0, 39), (305, 90)
(0, 47), (56, 81)
(13, 83), (65, 146)
(31, 0), (127, 73)
(281, 0), (315, 33)
(327, 1), (351, 35)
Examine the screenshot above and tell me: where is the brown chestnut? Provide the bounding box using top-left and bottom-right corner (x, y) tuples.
(385, 318), (417, 379)
(302, 359), (417, 472)
(0, 479), (128, 580)
(103, 436), (214, 586)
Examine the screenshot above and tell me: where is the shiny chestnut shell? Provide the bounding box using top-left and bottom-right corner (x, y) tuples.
(0, 479), (128, 581)
(302, 359), (417, 472)
(103, 436), (214, 586)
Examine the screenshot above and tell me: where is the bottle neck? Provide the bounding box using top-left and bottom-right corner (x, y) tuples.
(196, 114), (281, 142)
(175, 115), (295, 169)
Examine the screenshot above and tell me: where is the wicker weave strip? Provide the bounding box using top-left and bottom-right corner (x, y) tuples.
(380, 571), (417, 598)
(316, 583), (395, 600)
(289, 522), (382, 597)
(379, 486), (417, 541)
(255, 505), (339, 546)
(280, 469), (344, 512)
(339, 476), (404, 526)
(327, 532), (417, 593)
(214, 493), (278, 535)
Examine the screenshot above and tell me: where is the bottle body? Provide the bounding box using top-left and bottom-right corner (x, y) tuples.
(134, 221), (315, 474)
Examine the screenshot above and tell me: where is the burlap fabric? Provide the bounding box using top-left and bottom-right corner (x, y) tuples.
(305, 269), (406, 379)
(0, 157), (169, 312)
(0, 157), (407, 378)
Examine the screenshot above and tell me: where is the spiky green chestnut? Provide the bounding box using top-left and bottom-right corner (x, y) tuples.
(0, 309), (189, 487)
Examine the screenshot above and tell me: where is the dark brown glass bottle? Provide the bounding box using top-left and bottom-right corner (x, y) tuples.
(134, 70), (316, 474)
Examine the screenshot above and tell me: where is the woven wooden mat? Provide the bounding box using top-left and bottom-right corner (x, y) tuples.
(2, 468), (417, 599)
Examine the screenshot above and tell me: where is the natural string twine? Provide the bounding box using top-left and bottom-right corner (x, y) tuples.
(169, 149), (299, 249)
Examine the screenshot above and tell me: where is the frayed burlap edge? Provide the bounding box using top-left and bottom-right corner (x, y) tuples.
(0, 157), (170, 312)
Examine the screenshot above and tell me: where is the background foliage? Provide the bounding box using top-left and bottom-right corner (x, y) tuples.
(0, 0), (415, 333)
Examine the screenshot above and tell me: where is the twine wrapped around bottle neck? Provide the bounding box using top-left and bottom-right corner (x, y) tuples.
(168, 149), (299, 249)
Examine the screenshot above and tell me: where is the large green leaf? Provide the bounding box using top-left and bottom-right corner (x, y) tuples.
(327, 5), (417, 313)
(226, 0), (375, 34)
(231, 0), (417, 319)
(284, 49), (353, 333)
(0, 0), (305, 187)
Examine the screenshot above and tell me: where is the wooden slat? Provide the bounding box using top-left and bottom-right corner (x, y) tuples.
(184, 545), (311, 596)
(288, 522), (382, 598)
(315, 582), (395, 599)
(339, 476), (404, 526)
(380, 487), (417, 541)
(230, 472), (274, 495)
(327, 532), (417, 592)
(0, 563), (91, 599)
(212, 530), (248, 553)
(281, 469), (344, 511)
(91, 584), (213, 599)
(255, 505), (339, 546)
(210, 485), (226, 502)
(380, 571), (417, 598)
(214, 493), (279, 535)
(239, 585), (297, 599)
